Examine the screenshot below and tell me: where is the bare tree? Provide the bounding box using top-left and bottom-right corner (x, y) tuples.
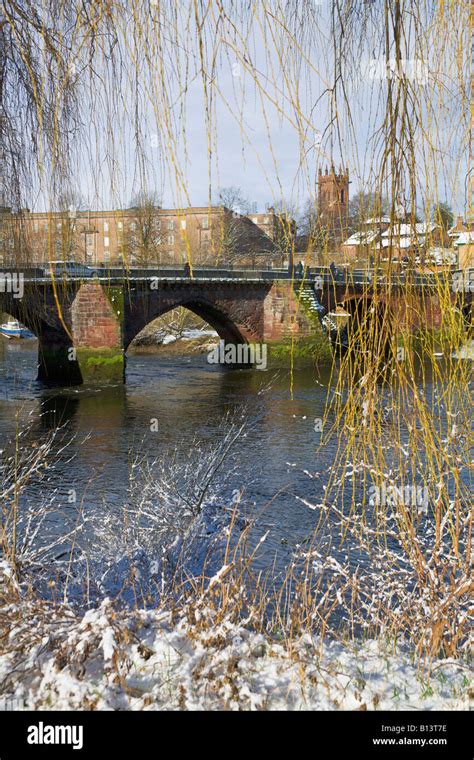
(125, 192), (162, 266)
(217, 187), (252, 215)
(348, 191), (390, 231)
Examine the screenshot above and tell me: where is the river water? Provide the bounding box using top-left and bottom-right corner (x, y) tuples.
(0, 336), (470, 582)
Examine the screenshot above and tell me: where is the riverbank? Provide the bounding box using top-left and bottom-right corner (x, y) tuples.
(128, 330), (219, 357)
(0, 579), (470, 711)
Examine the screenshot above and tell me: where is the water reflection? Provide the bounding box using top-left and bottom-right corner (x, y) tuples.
(0, 338), (467, 576)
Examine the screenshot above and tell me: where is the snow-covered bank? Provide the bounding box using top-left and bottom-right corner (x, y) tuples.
(0, 598), (471, 711)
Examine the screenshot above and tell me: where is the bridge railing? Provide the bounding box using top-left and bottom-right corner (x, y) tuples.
(1, 262), (466, 290)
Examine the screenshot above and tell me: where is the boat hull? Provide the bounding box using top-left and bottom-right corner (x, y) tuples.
(0, 326), (31, 339)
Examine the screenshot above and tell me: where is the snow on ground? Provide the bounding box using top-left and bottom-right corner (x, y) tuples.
(0, 599), (471, 711)
(181, 328), (218, 340)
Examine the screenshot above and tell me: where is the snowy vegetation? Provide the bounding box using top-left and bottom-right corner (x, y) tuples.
(0, 407), (471, 710)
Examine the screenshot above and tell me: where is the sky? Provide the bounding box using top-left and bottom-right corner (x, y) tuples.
(27, 1), (470, 220)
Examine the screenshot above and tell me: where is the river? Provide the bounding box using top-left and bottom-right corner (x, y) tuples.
(0, 336), (470, 583)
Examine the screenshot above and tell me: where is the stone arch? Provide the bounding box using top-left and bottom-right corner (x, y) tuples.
(337, 294), (393, 358)
(125, 295), (249, 352)
(0, 297), (41, 339)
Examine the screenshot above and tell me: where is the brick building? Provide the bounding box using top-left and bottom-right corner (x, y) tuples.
(247, 207), (296, 251)
(0, 205), (291, 268)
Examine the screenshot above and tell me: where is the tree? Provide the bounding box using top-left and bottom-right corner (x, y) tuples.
(297, 198), (319, 238)
(217, 187), (252, 215)
(348, 191), (389, 231)
(126, 192), (162, 266)
(53, 191), (88, 260)
(1, 1), (118, 212)
(432, 202), (454, 232)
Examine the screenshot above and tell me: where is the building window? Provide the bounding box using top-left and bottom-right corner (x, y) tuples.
(104, 250), (110, 262)
(167, 234), (174, 245)
(202, 218), (209, 229)
(181, 219), (186, 230)
(167, 220), (175, 231)
(104, 222), (109, 232)
(263, 216), (269, 223)
(340, 190), (344, 203)
(104, 236), (110, 248)
(56, 222), (62, 230)
(86, 234), (94, 249)
(118, 221), (123, 230)
(130, 222), (137, 231)
(154, 220), (161, 231)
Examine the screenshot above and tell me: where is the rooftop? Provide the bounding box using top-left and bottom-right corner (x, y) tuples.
(342, 230), (379, 246)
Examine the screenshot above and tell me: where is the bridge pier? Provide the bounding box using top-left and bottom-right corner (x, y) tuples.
(37, 336), (83, 385)
(36, 282), (125, 386)
(70, 282), (125, 385)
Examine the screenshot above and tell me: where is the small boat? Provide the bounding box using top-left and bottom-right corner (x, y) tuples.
(0, 320), (32, 339)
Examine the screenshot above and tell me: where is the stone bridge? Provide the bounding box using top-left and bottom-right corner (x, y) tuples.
(0, 267), (471, 384)
(0, 271), (311, 384)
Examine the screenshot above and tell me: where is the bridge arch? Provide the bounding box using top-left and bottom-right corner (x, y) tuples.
(0, 298), (41, 339)
(336, 294), (394, 358)
(125, 296), (249, 352)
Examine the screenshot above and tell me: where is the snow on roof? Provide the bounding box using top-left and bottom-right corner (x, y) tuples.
(365, 216), (391, 224)
(380, 237), (412, 249)
(425, 247), (456, 261)
(381, 222), (437, 237)
(342, 230), (378, 246)
(455, 231), (474, 245)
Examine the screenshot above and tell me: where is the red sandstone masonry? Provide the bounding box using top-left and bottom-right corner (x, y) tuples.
(263, 282), (315, 340)
(71, 283), (121, 349)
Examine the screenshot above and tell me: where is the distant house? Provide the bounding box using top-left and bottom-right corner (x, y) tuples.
(379, 222), (449, 259)
(341, 229), (379, 262)
(341, 216), (390, 263)
(448, 215), (474, 245)
(341, 219), (452, 265)
(454, 231), (474, 269)
(423, 247), (457, 267)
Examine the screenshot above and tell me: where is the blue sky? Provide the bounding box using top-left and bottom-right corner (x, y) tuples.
(29, 2), (469, 219)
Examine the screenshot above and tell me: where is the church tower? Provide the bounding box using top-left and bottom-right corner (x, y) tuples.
(318, 164), (349, 239)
